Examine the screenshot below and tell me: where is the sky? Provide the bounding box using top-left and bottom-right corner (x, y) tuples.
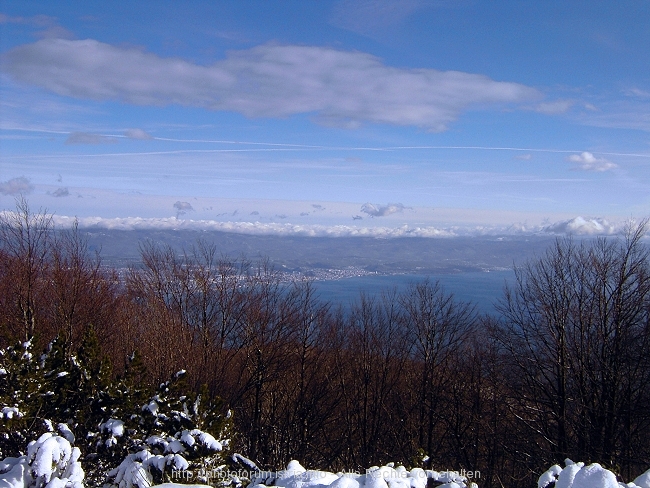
(1, 1), (650, 237)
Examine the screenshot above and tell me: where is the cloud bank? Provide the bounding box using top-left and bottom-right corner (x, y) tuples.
(43, 215), (633, 238)
(2, 39), (540, 131)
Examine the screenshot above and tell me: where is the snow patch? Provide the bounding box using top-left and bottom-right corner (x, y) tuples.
(0, 407), (23, 420)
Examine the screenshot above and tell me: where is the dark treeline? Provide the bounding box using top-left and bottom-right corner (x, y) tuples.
(2, 199), (650, 487)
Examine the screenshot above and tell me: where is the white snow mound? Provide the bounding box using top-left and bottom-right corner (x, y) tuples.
(251, 461), (477, 488)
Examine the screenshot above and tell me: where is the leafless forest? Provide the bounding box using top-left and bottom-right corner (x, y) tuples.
(2, 200), (650, 488)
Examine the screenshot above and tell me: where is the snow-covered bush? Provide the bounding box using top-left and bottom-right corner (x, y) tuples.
(0, 430), (84, 488)
(538, 459), (650, 488)
(0, 333), (232, 487)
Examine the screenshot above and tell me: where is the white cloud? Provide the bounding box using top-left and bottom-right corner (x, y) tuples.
(567, 151), (617, 172)
(2, 39), (540, 132)
(0, 13), (74, 40)
(535, 99), (574, 114)
(124, 128), (153, 140)
(360, 202), (407, 217)
(330, 0), (463, 40)
(330, 0), (425, 37)
(0, 176), (34, 195)
(623, 87), (650, 99)
(34, 24), (75, 40)
(542, 216), (621, 235)
(571, 99), (650, 133)
(65, 132), (118, 145)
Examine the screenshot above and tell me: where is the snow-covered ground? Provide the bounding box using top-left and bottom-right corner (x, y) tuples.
(538, 460), (650, 488)
(3, 435), (650, 488)
(248, 460), (476, 488)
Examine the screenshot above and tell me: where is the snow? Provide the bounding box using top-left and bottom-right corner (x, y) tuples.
(329, 475), (362, 488)
(0, 407), (23, 420)
(554, 462), (583, 488)
(537, 460), (645, 488)
(172, 454), (189, 471)
(232, 453), (258, 470)
(180, 431), (195, 447)
(0, 434), (84, 488)
(151, 485), (211, 488)
(572, 463), (618, 488)
(144, 428), (222, 456)
(191, 430), (222, 451)
(145, 400), (159, 416)
(166, 440), (185, 454)
(29, 434), (75, 484)
(0, 457), (28, 488)
(100, 418), (126, 448)
(538, 465), (562, 488)
(101, 419), (125, 437)
(634, 469), (650, 488)
(251, 461), (478, 488)
(57, 423), (75, 444)
(109, 452), (154, 488)
(4, 429), (650, 488)
(106, 426), (226, 488)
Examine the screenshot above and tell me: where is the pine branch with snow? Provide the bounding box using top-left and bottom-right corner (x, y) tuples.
(100, 371), (232, 487)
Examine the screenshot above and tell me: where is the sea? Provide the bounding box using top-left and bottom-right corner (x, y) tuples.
(311, 269), (515, 315)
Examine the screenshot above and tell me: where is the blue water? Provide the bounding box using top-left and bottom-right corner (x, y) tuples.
(312, 270), (515, 315)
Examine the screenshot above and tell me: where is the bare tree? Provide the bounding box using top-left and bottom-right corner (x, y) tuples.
(336, 289), (411, 467)
(47, 219), (120, 357)
(0, 198), (53, 343)
(125, 240), (195, 383)
(494, 221), (650, 477)
(400, 279), (476, 459)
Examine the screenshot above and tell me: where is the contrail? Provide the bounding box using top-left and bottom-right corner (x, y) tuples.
(7, 127), (650, 159)
(383, 145), (650, 158)
(20, 145), (650, 160)
(125, 137), (650, 158)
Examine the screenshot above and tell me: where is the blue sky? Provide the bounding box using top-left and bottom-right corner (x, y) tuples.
(1, 1), (650, 236)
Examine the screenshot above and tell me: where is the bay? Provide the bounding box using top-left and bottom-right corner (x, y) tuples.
(312, 269), (515, 315)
